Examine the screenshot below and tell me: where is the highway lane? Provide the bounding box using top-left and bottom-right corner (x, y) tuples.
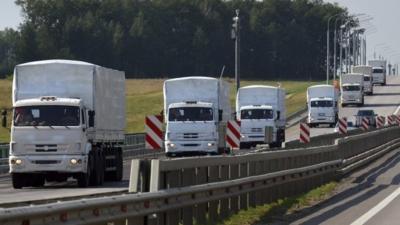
(0, 159), (133, 207)
(289, 146), (400, 225)
(285, 75), (400, 142)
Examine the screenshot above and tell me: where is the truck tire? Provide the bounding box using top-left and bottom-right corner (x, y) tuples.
(12, 173), (25, 189)
(109, 147), (123, 181)
(78, 153), (93, 187)
(90, 149), (104, 186)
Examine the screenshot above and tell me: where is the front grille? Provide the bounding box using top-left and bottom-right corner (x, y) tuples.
(251, 128), (262, 133)
(35, 144), (57, 152)
(32, 160), (60, 164)
(183, 133), (199, 139)
(182, 144), (200, 147)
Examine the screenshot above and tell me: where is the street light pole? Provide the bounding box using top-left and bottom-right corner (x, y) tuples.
(327, 13), (342, 84)
(232, 9), (240, 91)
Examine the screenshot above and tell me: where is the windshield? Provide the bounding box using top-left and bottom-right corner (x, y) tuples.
(169, 107), (213, 121)
(241, 109), (273, 120)
(357, 110), (374, 116)
(14, 106), (80, 126)
(343, 86), (360, 91)
(311, 100), (333, 107)
(373, 68), (384, 73)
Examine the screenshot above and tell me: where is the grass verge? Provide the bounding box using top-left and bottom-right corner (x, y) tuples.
(219, 182), (338, 225)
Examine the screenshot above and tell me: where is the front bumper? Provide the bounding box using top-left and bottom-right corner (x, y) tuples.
(165, 140), (218, 153)
(9, 154), (87, 173)
(308, 116), (335, 124)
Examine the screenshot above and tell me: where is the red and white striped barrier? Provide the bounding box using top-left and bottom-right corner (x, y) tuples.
(299, 123), (310, 143)
(361, 117), (369, 131)
(388, 115), (396, 126)
(338, 117), (347, 134)
(397, 115), (400, 126)
(226, 120), (241, 149)
(145, 115), (163, 149)
(376, 116), (385, 129)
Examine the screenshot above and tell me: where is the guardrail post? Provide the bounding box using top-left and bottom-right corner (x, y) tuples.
(255, 161), (264, 205)
(194, 167), (208, 224)
(248, 161), (256, 207)
(208, 165), (220, 223)
(165, 170), (181, 225)
(129, 159), (151, 193)
(230, 164), (239, 213)
(239, 162), (248, 210)
(182, 168), (195, 225)
(220, 165), (230, 218)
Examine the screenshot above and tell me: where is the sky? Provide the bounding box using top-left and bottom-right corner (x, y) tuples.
(0, 0), (399, 64)
(325, 0), (400, 65)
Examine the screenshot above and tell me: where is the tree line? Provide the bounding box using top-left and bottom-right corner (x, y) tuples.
(0, 0), (346, 80)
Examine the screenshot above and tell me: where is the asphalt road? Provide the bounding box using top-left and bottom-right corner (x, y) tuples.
(289, 146), (400, 225)
(285, 75), (400, 142)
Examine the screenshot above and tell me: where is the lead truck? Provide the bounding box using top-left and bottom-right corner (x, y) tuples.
(8, 60), (125, 188)
(236, 85), (286, 148)
(163, 77), (231, 156)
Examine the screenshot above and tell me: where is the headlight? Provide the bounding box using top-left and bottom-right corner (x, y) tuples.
(70, 158), (82, 165)
(167, 143), (176, 148)
(207, 142), (215, 147)
(13, 159), (22, 165)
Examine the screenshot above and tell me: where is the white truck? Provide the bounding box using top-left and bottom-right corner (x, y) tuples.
(163, 77), (231, 156)
(306, 85), (338, 128)
(340, 73), (364, 107)
(368, 60), (387, 85)
(352, 65), (373, 95)
(7, 60), (125, 188)
(236, 85), (285, 148)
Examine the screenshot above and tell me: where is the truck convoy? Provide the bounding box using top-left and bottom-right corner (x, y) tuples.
(9, 60), (125, 188)
(163, 77), (231, 156)
(306, 85), (338, 127)
(340, 73), (364, 107)
(236, 85), (286, 148)
(368, 60), (387, 85)
(352, 65), (373, 95)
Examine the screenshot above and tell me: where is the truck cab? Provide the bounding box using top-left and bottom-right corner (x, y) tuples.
(340, 73), (364, 107)
(10, 97), (90, 187)
(308, 97), (337, 127)
(165, 101), (221, 156)
(372, 67), (385, 85)
(238, 105), (284, 148)
(363, 75), (373, 95)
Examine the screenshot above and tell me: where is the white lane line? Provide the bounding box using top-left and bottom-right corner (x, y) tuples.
(350, 186), (400, 225)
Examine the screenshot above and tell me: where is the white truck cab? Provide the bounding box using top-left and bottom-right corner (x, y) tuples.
(9, 60), (125, 189)
(236, 86), (285, 148)
(340, 73), (364, 107)
(368, 60), (387, 85)
(363, 75), (373, 95)
(164, 77), (231, 156)
(352, 65), (373, 95)
(307, 85), (338, 127)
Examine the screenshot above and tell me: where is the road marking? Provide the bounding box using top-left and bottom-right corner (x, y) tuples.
(350, 186), (400, 225)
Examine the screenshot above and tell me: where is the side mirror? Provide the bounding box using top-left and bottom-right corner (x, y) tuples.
(1, 110), (6, 128)
(276, 111), (281, 120)
(88, 110), (95, 127)
(218, 110), (223, 122)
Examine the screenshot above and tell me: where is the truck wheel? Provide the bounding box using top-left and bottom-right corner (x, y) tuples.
(107, 147), (123, 181)
(78, 154), (93, 187)
(12, 173), (25, 189)
(113, 148), (123, 181)
(90, 149), (104, 186)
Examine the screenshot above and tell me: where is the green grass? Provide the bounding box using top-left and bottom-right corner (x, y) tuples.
(0, 78), (320, 142)
(219, 182), (338, 225)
